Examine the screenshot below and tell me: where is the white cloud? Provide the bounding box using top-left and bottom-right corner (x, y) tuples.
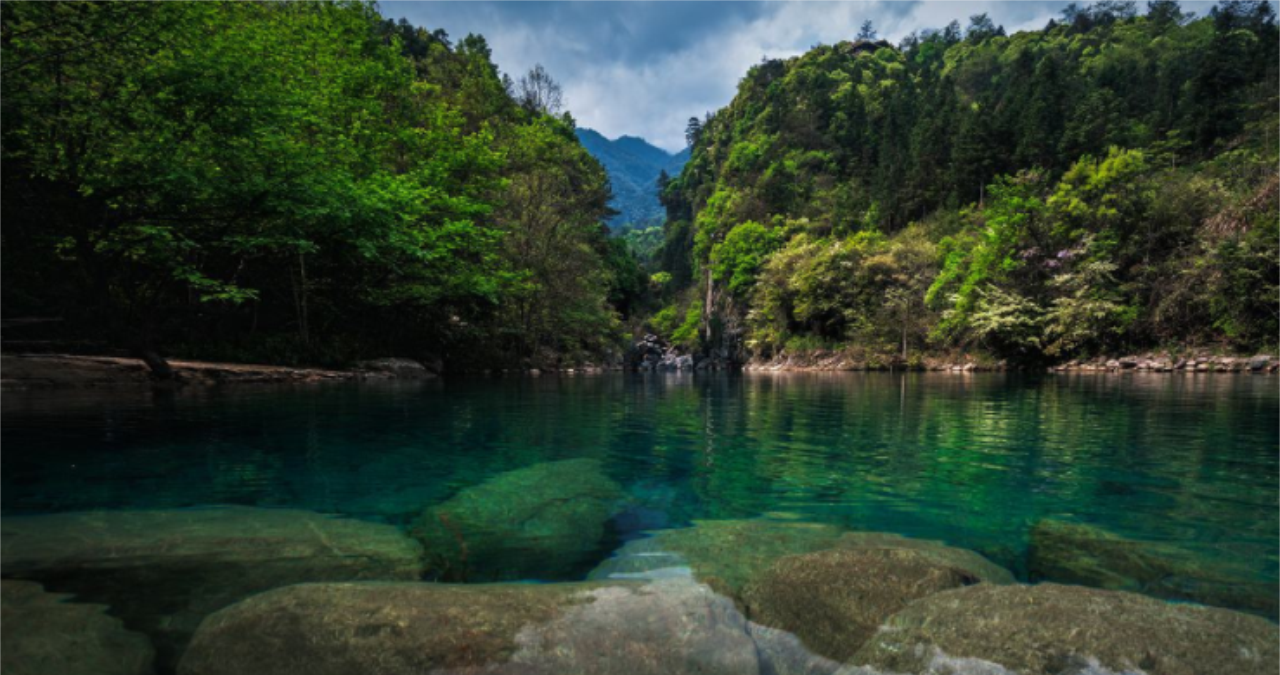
(561, 1), (1072, 151)
(396, 2), (1076, 152)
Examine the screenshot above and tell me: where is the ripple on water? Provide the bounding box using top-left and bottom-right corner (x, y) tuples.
(2, 373), (1276, 608)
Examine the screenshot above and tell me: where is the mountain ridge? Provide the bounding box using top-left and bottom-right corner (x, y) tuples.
(576, 128), (689, 230)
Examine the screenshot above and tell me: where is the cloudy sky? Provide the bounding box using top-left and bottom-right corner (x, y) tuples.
(389, 2), (1212, 152)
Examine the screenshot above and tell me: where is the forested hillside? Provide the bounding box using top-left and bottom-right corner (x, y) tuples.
(654, 1), (1279, 365)
(1, 2), (645, 370)
(576, 128), (690, 230)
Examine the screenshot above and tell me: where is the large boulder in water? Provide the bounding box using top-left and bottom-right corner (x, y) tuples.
(178, 579), (839, 675)
(742, 548), (984, 661)
(1029, 519), (1278, 619)
(1, 506), (423, 669)
(828, 530), (1014, 585)
(589, 519), (1012, 603)
(1, 580), (155, 675)
(851, 583), (1280, 675)
(409, 458), (625, 581)
(589, 519), (853, 598)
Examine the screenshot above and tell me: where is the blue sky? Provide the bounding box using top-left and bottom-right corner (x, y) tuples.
(388, 2), (1217, 152)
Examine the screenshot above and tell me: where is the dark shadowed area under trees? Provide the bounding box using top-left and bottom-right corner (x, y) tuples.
(1, 1), (647, 371)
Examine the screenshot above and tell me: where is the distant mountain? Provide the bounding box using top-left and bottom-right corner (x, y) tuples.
(576, 128), (689, 230)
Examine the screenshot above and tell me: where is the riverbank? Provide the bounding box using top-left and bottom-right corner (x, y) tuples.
(4, 349), (1277, 391)
(742, 350), (1279, 374)
(0, 354), (438, 390)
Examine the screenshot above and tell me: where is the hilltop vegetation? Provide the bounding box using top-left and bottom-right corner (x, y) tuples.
(1, 2), (645, 369)
(655, 1), (1279, 364)
(3, 0), (1274, 373)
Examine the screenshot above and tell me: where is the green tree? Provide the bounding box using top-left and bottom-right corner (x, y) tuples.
(710, 221), (780, 296)
(1, 2), (634, 370)
(1147, 0), (1185, 30)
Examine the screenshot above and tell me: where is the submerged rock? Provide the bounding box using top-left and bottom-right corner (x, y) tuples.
(409, 458), (625, 581)
(1029, 519), (1278, 618)
(1, 506), (423, 669)
(831, 530), (1014, 585)
(589, 519), (1013, 603)
(743, 548), (983, 661)
(588, 519), (853, 598)
(852, 583), (1280, 675)
(1, 580), (155, 675)
(178, 579), (839, 675)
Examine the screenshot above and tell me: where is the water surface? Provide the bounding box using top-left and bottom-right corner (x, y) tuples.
(3, 372), (1276, 588)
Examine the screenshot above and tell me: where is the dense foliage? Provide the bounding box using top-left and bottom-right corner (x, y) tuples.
(1, 1), (642, 368)
(657, 1), (1278, 363)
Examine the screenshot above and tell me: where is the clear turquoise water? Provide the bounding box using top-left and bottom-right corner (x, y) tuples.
(3, 372), (1277, 590)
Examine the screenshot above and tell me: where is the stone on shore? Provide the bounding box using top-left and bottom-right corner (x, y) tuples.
(354, 357), (437, 379)
(409, 458), (625, 581)
(178, 579), (838, 675)
(743, 548), (983, 661)
(1, 580), (155, 675)
(851, 583), (1280, 675)
(1, 506), (423, 669)
(1029, 519), (1278, 618)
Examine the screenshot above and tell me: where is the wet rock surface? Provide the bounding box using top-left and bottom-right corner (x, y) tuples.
(851, 582), (1280, 675)
(1, 507), (423, 670)
(589, 520), (1013, 603)
(1054, 352), (1278, 373)
(743, 548), (983, 661)
(1, 579), (156, 675)
(1029, 519), (1279, 619)
(177, 579), (839, 675)
(624, 335), (733, 371)
(0, 353), (432, 389)
(829, 531), (1014, 585)
(409, 459), (625, 581)
(588, 519), (855, 598)
(0, 350), (409, 389)
(352, 357), (437, 379)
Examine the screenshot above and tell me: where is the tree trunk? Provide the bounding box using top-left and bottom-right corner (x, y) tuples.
(292, 250), (310, 346)
(703, 269), (713, 343)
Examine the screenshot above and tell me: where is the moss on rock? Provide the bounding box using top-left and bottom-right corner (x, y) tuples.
(409, 458), (625, 581)
(1029, 519), (1278, 619)
(743, 548), (983, 661)
(852, 583), (1280, 675)
(1, 580), (155, 675)
(590, 519), (1013, 603)
(589, 519), (852, 599)
(1, 506), (423, 670)
(178, 579), (837, 675)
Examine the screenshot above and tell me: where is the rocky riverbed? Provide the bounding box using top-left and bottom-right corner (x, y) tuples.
(3, 457), (1277, 675)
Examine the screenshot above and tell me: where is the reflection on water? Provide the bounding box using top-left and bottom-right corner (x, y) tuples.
(4, 373), (1276, 578)
(2, 372), (1278, 674)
